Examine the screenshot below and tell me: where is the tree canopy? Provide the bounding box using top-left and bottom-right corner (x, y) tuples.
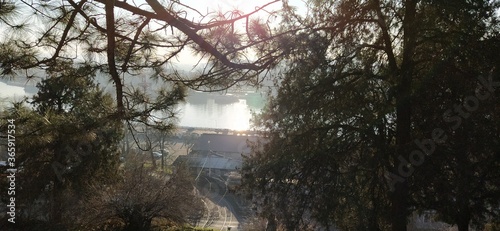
(242, 0), (500, 230)
(0, 1), (285, 230)
(1, 0), (500, 230)
(0, 0), (283, 124)
(0, 62), (123, 228)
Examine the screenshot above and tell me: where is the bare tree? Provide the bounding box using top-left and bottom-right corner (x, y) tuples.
(76, 157), (203, 231)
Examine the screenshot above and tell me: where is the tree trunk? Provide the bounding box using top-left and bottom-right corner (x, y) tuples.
(105, 0), (125, 117)
(160, 134), (165, 169)
(391, 40), (412, 231)
(150, 150), (157, 168)
(124, 216), (151, 231)
(392, 0), (418, 230)
(391, 181), (408, 231)
(51, 175), (64, 229)
(456, 136), (471, 231)
(265, 215), (277, 231)
(51, 141), (65, 227)
(457, 219), (470, 231)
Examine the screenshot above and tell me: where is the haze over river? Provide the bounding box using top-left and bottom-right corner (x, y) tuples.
(0, 79), (266, 131)
(181, 91), (266, 130)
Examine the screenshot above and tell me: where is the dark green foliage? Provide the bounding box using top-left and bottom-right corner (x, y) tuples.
(242, 0), (500, 230)
(0, 1), (283, 230)
(243, 31), (394, 230)
(411, 35), (500, 230)
(0, 62), (123, 229)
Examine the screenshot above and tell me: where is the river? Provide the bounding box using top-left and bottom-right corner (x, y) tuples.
(179, 90), (266, 130)
(0, 79), (266, 131)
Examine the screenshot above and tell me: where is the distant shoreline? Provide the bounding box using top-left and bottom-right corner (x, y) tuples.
(0, 79), (39, 95)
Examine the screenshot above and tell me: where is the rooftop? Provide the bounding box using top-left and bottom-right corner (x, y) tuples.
(192, 133), (258, 154)
(174, 155), (242, 170)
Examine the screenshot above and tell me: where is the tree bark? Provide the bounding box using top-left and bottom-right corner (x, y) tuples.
(105, 0), (125, 117)
(392, 0), (418, 230)
(124, 213), (151, 231)
(457, 219), (470, 231)
(266, 214), (277, 231)
(51, 177), (63, 226)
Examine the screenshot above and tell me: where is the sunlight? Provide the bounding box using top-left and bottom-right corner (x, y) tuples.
(182, 0), (280, 15)
(177, 98), (254, 131)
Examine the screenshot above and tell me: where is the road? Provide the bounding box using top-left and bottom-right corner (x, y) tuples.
(194, 173), (249, 231)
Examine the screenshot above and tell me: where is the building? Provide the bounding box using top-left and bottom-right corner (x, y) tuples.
(174, 133), (260, 174)
(191, 133), (258, 156)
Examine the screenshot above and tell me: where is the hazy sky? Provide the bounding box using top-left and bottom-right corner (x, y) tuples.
(172, 0), (304, 66)
(180, 0), (286, 15)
